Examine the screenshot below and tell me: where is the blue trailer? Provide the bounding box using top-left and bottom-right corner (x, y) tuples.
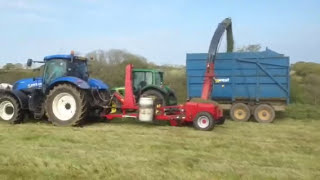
(186, 48), (290, 123)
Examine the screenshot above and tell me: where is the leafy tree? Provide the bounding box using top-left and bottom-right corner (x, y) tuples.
(291, 62), (320, 105)
(86, 49), (156, 87)
(86, 49), (187, 102)
(2, 63), (24, 70)
(3, 63), (16, 70)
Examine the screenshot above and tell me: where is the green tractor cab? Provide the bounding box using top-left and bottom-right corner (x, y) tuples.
(111, 69), (177, 106)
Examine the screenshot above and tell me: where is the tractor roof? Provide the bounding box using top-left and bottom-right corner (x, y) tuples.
(133, 69), (163, 73)
(44, 54), (87, 61)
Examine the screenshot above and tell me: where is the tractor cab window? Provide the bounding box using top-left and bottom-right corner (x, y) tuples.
(145, 72), (153, 85)
(68, 60), (89, 80)
(154, 72), (163, 86)
(133, 71), (153, 90)
(43, 59), (67, 85)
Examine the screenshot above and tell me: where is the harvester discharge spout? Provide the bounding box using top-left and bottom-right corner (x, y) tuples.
(201, 18), (234, 100)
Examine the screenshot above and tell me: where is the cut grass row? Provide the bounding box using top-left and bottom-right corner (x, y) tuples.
(0, 118), (319, 179)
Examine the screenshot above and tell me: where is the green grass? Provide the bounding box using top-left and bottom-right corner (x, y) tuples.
(284, 104), (320, 119)
(0, 118), (319, 180)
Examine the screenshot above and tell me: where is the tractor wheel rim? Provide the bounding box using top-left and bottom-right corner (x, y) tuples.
(258, 109), (270, 121)
(197, 116), (209, 128)
(0, 101), (14, 121)
(234, 108), (246, 120)
(52, 93), (76, 121)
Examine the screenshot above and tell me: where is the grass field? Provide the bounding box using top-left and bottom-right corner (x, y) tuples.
(0, 118), (319, 180)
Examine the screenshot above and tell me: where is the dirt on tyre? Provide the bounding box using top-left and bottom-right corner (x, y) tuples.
(193, 112), (215, 131)
(230, 103), (251, 122)
(254, 104), (275, 123)
(45, 84), (87, 126)
(0, 94), (24, 124)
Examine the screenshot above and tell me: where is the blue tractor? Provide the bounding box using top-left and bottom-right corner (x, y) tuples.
(0, 52), (110, 126)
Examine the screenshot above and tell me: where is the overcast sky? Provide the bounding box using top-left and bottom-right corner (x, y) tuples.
(0, 0), (319, 66)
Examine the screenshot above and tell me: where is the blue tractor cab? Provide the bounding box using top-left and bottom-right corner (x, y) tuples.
(0, 52), (111, 126)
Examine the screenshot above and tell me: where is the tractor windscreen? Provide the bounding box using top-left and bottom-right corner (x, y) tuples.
(43, 59), (67, 85)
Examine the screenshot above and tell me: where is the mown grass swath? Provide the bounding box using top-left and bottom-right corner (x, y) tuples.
(0, 118), (319, 179)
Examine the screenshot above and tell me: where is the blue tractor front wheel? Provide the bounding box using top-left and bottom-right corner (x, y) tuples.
(0, 93), (24, 124)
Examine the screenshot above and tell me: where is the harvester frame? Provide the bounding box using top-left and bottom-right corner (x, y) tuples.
(105, 64), (225, 130)
(105, 18), (233, 130)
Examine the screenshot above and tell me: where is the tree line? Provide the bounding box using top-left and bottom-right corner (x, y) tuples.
(1, 47), (319, 105)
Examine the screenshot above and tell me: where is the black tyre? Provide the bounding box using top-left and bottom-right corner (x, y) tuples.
(193, 112), (215, 131)
(0, 94), (24, 124)
(141, 90), (165, 107)
(45, 84), (87, 126)
(168, 94), (178, 105)
(254, 104), (275, 123)
(230, 103), (251, 122)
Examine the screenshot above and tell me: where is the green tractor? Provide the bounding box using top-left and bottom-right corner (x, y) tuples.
(111, 68), (177, 107)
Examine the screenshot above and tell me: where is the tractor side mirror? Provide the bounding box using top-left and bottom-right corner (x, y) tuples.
(27, 59), (33, 67)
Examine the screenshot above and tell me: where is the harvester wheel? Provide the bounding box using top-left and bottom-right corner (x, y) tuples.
(230, 103), (250, 122)
(0, 94), (24, 124)
(193, 112), (215, 131)
(254, 104), (275, 123)
(45, 84), (87, 126)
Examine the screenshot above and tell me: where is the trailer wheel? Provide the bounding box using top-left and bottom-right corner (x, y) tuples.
(0, 94), (24, 124)
(254, 104), (275, 123)
(46, 84), (87, 126)
(230, 103), (250, 122)
(193, 112), (215, 131)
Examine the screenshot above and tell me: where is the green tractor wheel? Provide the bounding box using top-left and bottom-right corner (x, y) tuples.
(141, 90), (165, 108)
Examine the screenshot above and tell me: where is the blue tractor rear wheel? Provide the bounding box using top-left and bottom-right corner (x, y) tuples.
(45, 84), (87, 126)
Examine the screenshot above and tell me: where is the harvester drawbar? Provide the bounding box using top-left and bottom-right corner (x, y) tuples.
(105, 18), (233, 131)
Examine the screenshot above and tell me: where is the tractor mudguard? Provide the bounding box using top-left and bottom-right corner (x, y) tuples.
(48, 76), (91, 90)
(163, 85), (177, 97)
(141, 85), (167, 96)
(0, 89), (29, 110)
(141, 85), (177, 99)
(88, 78), (109, 90)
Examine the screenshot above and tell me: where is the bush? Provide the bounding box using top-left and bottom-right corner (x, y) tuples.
(284, 104), (320, 119)
(0, 69), (37, 84)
